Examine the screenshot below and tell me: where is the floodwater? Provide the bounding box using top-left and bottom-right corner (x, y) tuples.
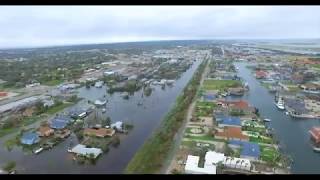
(232, 62), (320, 174)
(0, 60), (201, 174)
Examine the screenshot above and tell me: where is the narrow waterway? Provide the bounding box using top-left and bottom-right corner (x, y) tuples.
(0, 60), (202, 174)
(233, 62), (320, 174)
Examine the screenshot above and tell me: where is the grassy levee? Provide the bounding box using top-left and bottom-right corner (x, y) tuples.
(125, 59), (208, 174)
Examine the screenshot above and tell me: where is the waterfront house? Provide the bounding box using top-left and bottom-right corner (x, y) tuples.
(255, 70), (267, 79)
(185, 151), (225, 174)
(285, 98), (309, 117)
(309, 127), (320, 144)
(84, 128), (115, 137)
(228, 140), (261, 160)
(20, 132), (40, 145)
(185, 151), (251, 174)
(217, 116), (241, 128)
(38, 126), (54, 137)
(70, 144), (102, 159)
(203, 92), (217, 101)
(55, 129), (71, 138)
(50, 116), (73, 129)
(228, 87), (245, 96)
(215, 127), (249, 141)
(111, 121), (124, 132)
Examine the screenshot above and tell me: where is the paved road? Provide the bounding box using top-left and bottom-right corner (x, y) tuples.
(162, 57), (211, 174)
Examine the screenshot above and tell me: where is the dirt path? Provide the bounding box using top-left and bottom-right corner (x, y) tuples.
(162, 57), (211, 174)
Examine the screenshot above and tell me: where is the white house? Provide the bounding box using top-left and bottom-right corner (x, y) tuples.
(70, 144), (102, 159)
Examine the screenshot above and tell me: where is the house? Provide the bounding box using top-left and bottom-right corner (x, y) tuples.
(111, 121), (124, 132)
(22, 107), (35, 117)
(228, 140), (261, 160)
(218, 100), (249, 110)
(217, 116), (241, 128)
(20, 132), (40, 145)
(69, 108), (87, 119)
(70, 144), (102, 159)
(223, 156), (251, 171)
(50, 116), (73, 129)
(228, 87), (245, 96)
(203, 92), (217, 101)
(55, 129), (71, 138)
(185, 151), (251, 174)
(309, 126), (320, 144)
(84, 128), (115, 137)
(185, 151), (225, 174)
(215, 127), (249, 141)
(255, 70), (267, 79)
(38, 126), (54, 137)
(285, 98), (309, 116)
(42, 99), (55, 108)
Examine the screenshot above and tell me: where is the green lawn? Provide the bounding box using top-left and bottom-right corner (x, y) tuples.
(46, 103), (73, 115)
(42, 79), (64, 86)
(311, 64), (320, 69)
(249, 136), (273, 144)
(203, 80), (241, 91)
(260, 145), (280, 162)
(0, 116), (41, 138)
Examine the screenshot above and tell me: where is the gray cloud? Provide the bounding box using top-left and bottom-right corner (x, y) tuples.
(0, 6), (319, 48)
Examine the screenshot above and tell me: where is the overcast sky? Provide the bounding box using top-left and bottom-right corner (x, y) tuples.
(0, 6), (319, 48)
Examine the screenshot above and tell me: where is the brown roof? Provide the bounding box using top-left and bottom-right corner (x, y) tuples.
(84, 128), (115, 137)
(219, 100), (249, 110)
(38, 126), (54, 136)
(309, 127), (320, 144)
(216, 127), (249, 141)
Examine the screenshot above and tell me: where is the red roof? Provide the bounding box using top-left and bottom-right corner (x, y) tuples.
(309, 127), (320, 144)
(255, 71), (267, 78)
(216, 127), (249, 141)
(218, 100), (249, 110)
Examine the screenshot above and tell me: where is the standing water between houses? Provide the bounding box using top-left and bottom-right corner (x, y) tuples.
(0, 60), (202, 174)
(231, 62), (320, 174)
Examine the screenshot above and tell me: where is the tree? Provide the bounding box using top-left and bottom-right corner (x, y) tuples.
(2, 161), (16, 173)
(101, 117), (111, 127)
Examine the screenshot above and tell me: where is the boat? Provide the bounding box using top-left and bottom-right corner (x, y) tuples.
(102, 108), (106, 113)
(264, 118), (271, 122)
(94, 98), (107, 106)
(137, 102), (143, 106)
(33, 147), (44, 154)
(275, 97), (285, 110)
(313, 146), (320, 152)
(221, 92), (228, 97)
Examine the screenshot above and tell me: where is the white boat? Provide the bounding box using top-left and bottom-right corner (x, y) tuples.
(275, 97), (285, 110)
(264, 118), (271, 122)
(33, 147), (44, 154)
(94, 99), (107, 106)
(102, 108), (106, 113)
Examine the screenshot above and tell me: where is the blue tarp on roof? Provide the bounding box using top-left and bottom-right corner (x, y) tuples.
(204, 94), (216, 101)
(20, 132), (40, 145)
(219, 116), (241, 126)
(229, 140), (260, 159)
(50, 116), (72, 129)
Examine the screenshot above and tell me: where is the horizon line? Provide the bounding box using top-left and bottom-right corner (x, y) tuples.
(1, 37), (319, 51)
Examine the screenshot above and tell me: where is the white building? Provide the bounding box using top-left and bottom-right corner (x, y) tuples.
(70, 144), (102, 159)
(185, 151), (251, 174)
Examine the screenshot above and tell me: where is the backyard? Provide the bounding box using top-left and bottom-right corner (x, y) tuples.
(203, 80), (241, 91)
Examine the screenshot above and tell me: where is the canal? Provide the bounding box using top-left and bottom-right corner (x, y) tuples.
(0, 60), (202, 174)
(233, 61), (320, 174)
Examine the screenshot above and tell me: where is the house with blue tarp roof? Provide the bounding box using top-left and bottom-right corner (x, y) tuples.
(20, 132), (40, 145)
(228, 140), (260, 160)
(50, 116), (73, 129)
(203, 94), (216, 101)
(217, 116), (241, 128)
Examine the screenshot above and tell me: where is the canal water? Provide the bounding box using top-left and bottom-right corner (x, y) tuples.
(233, 62), (320, 174)
(0, 60), (202, 174)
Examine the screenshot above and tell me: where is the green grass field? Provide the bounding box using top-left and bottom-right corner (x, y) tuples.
(46, 103), (73, 115)
(42, 79), (64, 86)
(260, 145), (280, 162)
(203, 80), (241, 91)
